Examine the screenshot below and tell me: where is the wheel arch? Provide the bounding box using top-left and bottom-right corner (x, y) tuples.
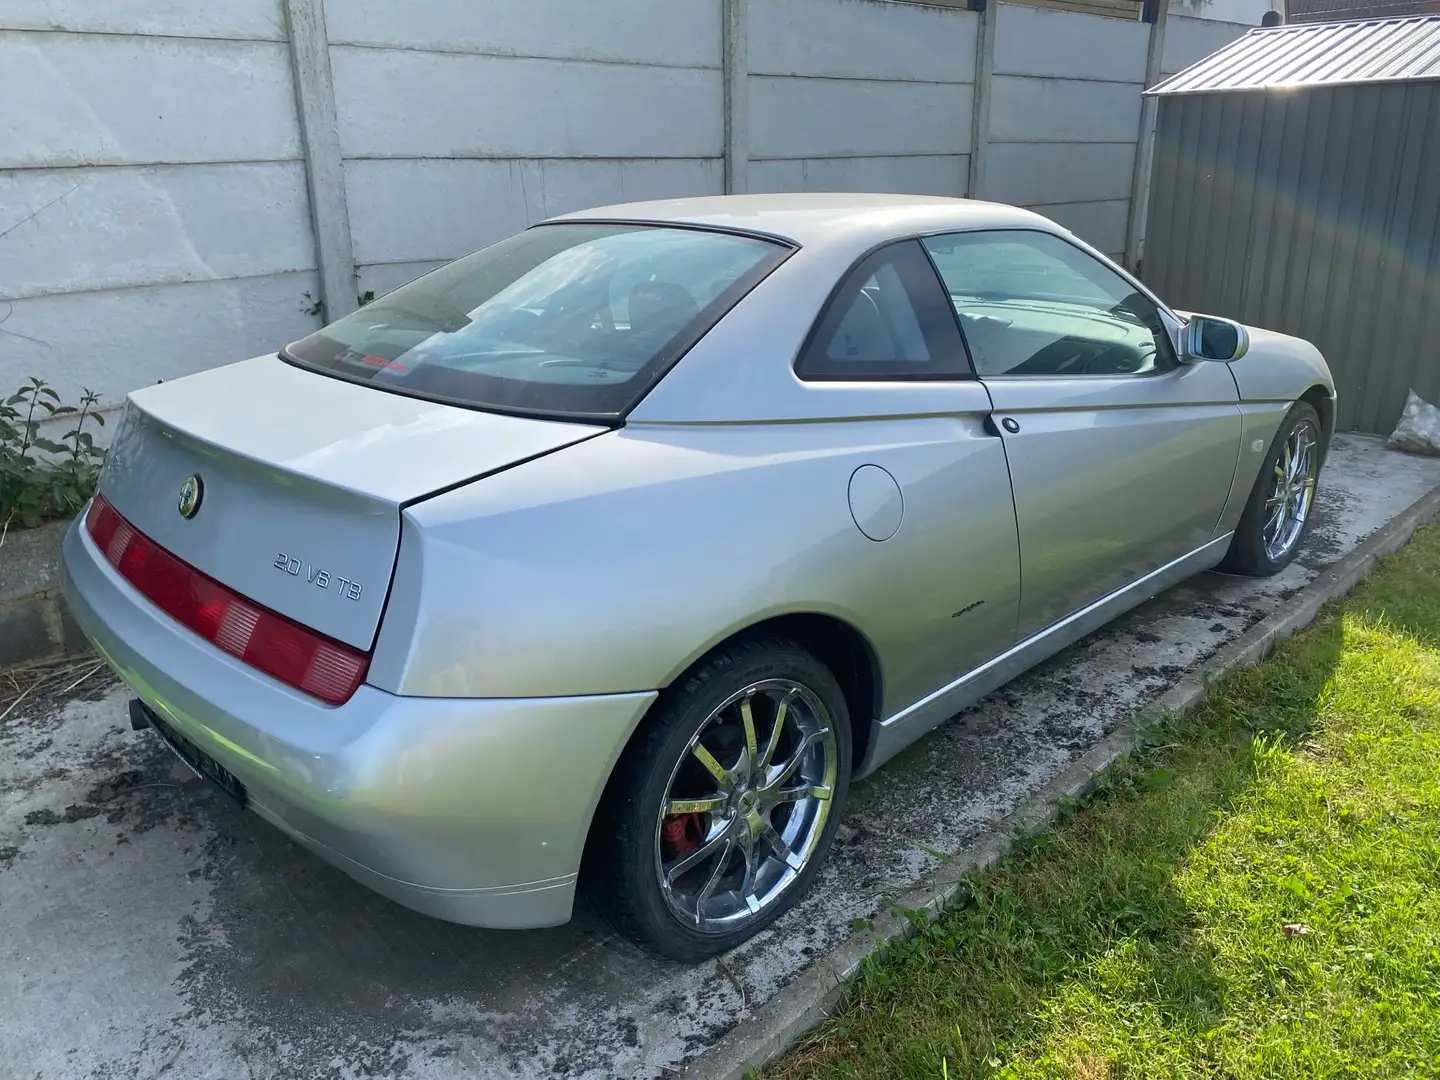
(733, 613), (883, 770)
(639, 612), (883, 778)
(1298, 384), (1335, 459)
(577, 612), (881, 940)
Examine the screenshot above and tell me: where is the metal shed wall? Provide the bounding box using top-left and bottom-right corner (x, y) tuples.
(1144, 80), (1440, 433)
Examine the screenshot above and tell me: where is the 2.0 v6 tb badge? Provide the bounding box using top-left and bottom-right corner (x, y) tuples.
(272, 553), (364, 601)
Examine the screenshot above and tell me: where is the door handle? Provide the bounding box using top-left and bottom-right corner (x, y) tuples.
(1000, 417), (1021, 434)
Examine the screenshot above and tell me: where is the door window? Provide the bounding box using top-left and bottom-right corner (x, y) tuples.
(921, 231), (1177, 378)
(797, 240), (971, 379)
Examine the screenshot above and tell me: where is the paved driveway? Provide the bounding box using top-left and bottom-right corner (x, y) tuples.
(4, 434), (1439, 1080)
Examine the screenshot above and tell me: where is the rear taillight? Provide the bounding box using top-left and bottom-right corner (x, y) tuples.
(85, 494), (370, 705)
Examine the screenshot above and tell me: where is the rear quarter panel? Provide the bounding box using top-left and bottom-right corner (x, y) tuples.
(367, 418), (1020, 718)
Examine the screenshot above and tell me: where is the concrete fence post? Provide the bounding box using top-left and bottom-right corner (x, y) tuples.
(967, 1), (997, 200)
(284, 0), (358, 321)
(1125, 0), (1169, 272)
(723, 0), (749, 194)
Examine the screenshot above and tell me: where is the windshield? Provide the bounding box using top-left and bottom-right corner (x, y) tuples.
(284, 223), (789, 420)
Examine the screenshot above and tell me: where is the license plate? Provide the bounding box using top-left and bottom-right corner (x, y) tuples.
(139, 703), (248, 809)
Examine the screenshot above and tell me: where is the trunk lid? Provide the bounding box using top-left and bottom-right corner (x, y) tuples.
(98, 355), (601, 650)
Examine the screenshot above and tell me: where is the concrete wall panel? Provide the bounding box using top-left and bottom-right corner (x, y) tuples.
(994, 3), (1148, 81)
(346, 157), (722, 265)
(987, 141), (1136, 205)
(522, 157), (727, 218)
(748, 159), (806, 192)
(1161, 16), (1254, 76)
(990, 76), (1143, 143)
(749, 0), (976, 82)
(345, 159), (530, 263)
(0, 163), (315, 300)
(1028, 198), (1130, 254)
(357, 260), (448, 299)
(0, 0), (1178, 424)
(324, 0), (721, 68)
(749, 76), (973, 159)
(750, 154), (968, 196)
(609, 157), (725, 204)
(0, 32), (301, 168)
(0, 0), (286, 40)
(0, 274), (322, 407)
(1171, 0), (1269, 22)
(332, 47), (723, 159)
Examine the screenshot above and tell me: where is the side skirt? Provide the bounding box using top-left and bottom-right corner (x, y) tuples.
(856, 532), (1234, 777)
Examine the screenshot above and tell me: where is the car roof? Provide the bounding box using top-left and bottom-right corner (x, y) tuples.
(549, 193), (1053, 249)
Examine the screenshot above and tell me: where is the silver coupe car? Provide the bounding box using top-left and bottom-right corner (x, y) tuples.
(63, 194), (1334, 961)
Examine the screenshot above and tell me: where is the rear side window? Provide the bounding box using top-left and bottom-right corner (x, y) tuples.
(796, 240), (971, 380)
(284, 223), (789, 421)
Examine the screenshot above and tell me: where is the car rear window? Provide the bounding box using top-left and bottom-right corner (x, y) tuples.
(283, 223), (789, 421)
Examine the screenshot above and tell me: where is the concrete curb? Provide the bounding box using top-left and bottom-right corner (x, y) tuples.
(0, 517), (85, 668)
(683, 482), (1440, 1080)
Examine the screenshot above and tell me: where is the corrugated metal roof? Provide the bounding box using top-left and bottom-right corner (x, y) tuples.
(1148, 14), (1440, 95)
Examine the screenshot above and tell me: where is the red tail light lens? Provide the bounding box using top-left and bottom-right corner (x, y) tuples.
(85, 494), (369, 705)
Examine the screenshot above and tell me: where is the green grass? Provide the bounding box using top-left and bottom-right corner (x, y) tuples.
(770, 525), (1440, 1080)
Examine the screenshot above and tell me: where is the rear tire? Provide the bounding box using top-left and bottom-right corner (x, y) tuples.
(1219, 401), (1323, 576)
(585, 635), (851, 962)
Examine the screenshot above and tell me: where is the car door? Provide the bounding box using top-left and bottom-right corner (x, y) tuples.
(794, 239), (1022, 714)
(921, 229), (1242, 640)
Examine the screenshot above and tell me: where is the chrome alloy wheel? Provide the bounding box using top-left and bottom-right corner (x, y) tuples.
(654, 680), (838, 934)
(1264, 419), (1319, 562)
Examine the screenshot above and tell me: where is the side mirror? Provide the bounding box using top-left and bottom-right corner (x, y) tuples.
(1182, 314), (1249, 362)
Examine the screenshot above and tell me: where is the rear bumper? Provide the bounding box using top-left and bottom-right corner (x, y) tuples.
(61, 515), (655, 929)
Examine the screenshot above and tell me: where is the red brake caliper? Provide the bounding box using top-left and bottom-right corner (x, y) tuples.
(661, 812), (705, 858)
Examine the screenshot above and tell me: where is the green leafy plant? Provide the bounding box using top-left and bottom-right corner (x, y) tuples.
(301, 289), (377, 321)
(0, 377), (106, 535)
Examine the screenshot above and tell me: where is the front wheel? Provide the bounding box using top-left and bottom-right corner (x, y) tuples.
(586, 636), (851, 961)
(1220, 401), (1323, 575)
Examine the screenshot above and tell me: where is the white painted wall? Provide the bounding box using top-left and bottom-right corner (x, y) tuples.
(0, 7), (320, 414)
(1169, 0), (1273, 25)
(1161, 13), (1256, 77)
(2, 0), (288, 39)
(326, 0), (726, 297)
(747, 0), (976, 198)
(2, 0), (1262, 416)
(980, 3), (1150, 261)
